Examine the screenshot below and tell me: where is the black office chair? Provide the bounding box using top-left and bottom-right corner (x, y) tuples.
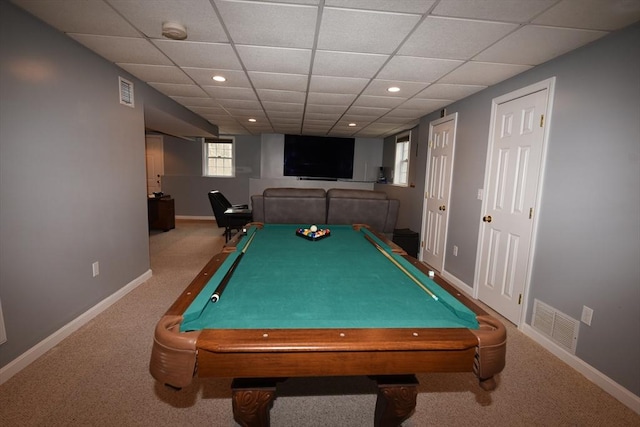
(208, 191), (252, 242)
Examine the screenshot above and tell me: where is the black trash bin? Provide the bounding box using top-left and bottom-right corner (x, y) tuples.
(392, 228), (419, 258)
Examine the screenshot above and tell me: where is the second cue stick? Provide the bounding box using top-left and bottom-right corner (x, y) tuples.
(210, 230), (257, 303)
(363, 233), (438, 301)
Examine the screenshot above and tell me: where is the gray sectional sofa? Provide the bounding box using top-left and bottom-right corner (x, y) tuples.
(251, 187), (399, 235)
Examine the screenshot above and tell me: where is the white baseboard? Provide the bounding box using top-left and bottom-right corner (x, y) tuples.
(439, 271), (639, 414)
(441, 270), (474, 297)
(0, 269), (152, 385)
(521, 323), (640, 414)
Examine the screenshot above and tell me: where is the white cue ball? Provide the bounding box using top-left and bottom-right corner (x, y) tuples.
(310, 225), (318, 232)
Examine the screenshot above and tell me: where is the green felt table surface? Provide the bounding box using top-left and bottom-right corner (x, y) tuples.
(181, 224), (478, 331)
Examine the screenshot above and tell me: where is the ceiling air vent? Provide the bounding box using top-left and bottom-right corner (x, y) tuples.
(119, 76), (134, 108)
(532, 299), (579, 354)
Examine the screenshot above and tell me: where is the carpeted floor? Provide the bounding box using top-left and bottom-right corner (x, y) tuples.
(0, 220), (638, 426)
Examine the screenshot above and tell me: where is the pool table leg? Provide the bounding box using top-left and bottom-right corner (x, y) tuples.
(231, 378), (277, 427)
(373, 375), (419, 427)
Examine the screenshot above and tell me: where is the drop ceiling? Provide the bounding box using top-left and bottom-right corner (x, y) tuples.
(12, 0), (640, 138)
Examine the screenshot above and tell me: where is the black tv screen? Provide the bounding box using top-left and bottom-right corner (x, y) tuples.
(283, 134), (355, 179)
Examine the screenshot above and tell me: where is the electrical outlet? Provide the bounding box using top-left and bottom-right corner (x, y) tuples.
(453, 245), (458, 256)
(581, 305), (593, 326)
(92, 261), (100, 277)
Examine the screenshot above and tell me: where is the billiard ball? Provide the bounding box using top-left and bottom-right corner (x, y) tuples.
(310, 225), (318, 232)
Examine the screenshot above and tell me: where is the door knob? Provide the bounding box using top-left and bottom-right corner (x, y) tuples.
(483, 215), (492, 223)
(439, 205), (446, 211)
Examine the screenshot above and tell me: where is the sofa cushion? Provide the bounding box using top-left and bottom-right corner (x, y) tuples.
(263, 187), (327, 224)
(327, 189), (398, 233)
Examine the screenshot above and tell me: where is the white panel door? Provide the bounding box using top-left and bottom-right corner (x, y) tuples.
(478, 88), (549, 324)
(421, 114), (457, 271)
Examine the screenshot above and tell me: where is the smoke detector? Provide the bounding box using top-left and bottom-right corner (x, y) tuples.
(162, 21), (187, 40)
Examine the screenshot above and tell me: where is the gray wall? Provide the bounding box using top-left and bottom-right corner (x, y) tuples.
(0, 2), (215, 368)
(162, 134), (261, 216)
(379, 23), (640, 396)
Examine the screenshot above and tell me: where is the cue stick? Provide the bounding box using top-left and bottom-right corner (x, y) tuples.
(210, 230), (257, 303)
(363, 233), (439, 301)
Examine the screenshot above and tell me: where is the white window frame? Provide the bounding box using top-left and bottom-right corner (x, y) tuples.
(203, 137), (235, 177)
(393, 131), (411, 186)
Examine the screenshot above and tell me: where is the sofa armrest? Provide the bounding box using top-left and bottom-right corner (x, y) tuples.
(250, 195), (264, 222)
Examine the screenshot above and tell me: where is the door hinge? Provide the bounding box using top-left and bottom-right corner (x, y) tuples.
(529, 207), (533, 219)
(429, 140), (434, 149)
(540, 114), (544, 128)
(425, 191), (429, 199)
(518, 294), (522, 305)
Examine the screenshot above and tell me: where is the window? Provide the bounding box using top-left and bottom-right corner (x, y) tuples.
(393, 131), (411, 186)
(203, 137), (235, 177)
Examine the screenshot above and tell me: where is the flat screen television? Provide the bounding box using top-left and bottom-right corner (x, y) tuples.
(283, 134), (355, 180)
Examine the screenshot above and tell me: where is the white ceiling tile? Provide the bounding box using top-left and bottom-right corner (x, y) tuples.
(416, 83), (486, 100)
(306, 104), (347, 115)
(318, 7), (422, 54)
(309, 75), (370, 94)
(346, 105), (389, 116)
(363, 80), (429, 98)
(109, 0), (227, 42)
(474, 25), (607, 65)
(152, 40), (241, 69)
(171, 97), (222, 107)
(148, 83), (208, 97)
(394, 98), (451, 113)
(214, 0), (318, 48)
(432, 0), (558, 23)
(257, 89), (307, 103)
(353, 95), (405, 109)
(12, 0), (140, 36)
(378, 56), (463, 83)
(439, 61), (532, 85)
(399, 16), (518, 59)
(307, 92), (357, 105)
(533, 0), (640, 31)
(202, 86), (258, 100)
(181, 68), (252, 87)
(215, 99), (262, 109)
(236, 45), (312, 74)
(325, 0), (436, 14)
(339, 114), (375, 124)
(68, 34), (171, 65)
(262, 101), (305, 113)
(313, 51), (388, 78)
(305, 112), (343, 121)
(117, 64), (192, 84)
(247, 72), (309, 91)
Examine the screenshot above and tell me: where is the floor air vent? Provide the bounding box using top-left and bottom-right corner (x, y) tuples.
(532, 299), (579, 354)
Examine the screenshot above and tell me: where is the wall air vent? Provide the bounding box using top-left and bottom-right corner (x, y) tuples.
(532, 299), (579, 354)
(119, 76), (134, 108)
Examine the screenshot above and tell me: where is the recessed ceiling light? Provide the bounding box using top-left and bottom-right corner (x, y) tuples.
(212, 75), (226, 82)
(248, 118), (257, 122)
(387, 86), (400, 93)
(348, 123), (357, 127)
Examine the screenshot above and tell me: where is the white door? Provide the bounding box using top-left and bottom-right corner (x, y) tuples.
(145, 135), (164, 194)
(477, 80), (553, 324)
(421, 113), (457, 271)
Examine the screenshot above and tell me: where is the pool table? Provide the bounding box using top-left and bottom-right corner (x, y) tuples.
(150, 223), (506, 426)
